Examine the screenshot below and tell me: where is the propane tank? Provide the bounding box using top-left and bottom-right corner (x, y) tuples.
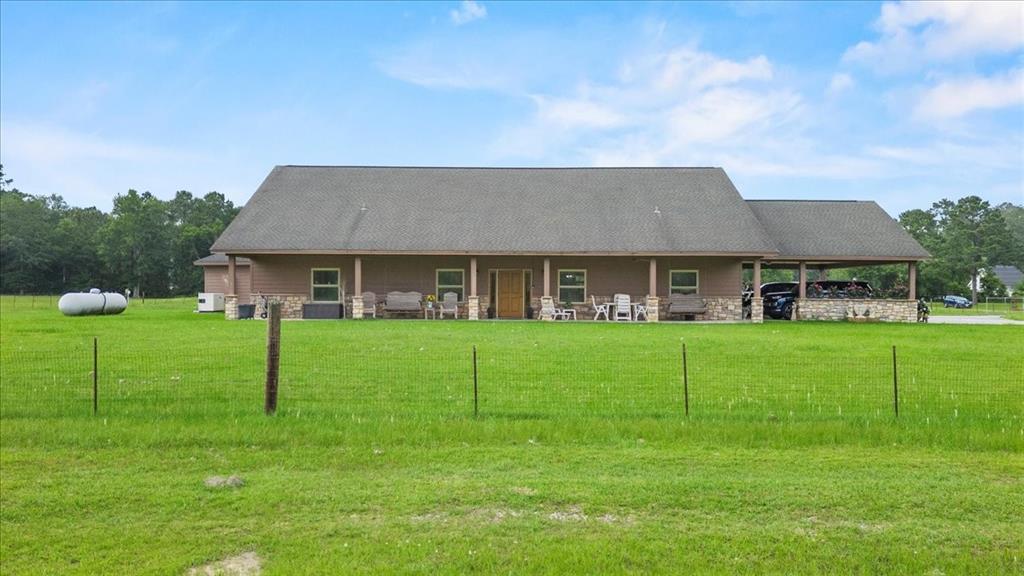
(58, 289), (129, 316)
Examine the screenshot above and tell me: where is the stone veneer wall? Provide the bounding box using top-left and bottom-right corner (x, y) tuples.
(796, 298), (917, 323)
(749, 299), (763, 324)
(253, 294), (309, 319)
(225, 295), (239, 320)
(697, 297), (744, 321)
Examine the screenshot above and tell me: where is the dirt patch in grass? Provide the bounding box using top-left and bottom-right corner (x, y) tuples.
(548, 505), (587, 523)
(204, 475), (244, 489)
(510, 486), (537, 496)
(186, 551), (261, 575)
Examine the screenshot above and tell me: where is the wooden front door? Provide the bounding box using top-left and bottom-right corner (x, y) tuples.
(496, 270), (524, 318)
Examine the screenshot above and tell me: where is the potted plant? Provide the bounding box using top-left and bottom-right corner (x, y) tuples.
(425, 294), (435, 309)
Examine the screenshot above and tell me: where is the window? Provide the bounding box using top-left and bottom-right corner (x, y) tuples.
(670, 270), (699, 295)
(558, 269), (586, 304)
(311, 268), (340, 302)
(436, 269), (465, 301)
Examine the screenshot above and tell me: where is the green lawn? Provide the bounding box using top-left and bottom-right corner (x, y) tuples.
(1, 297), (1022, 574)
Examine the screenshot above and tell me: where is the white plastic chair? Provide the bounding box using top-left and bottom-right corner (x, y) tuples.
(438, 292), (459, 319)
(613, 293), (632, 321)
(633, 302), (648, 321)
(361, 291), (377, 318)
(591, 295), (610, 321)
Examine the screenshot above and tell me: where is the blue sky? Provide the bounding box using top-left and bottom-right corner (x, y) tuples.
(1, 1), (1022, 215)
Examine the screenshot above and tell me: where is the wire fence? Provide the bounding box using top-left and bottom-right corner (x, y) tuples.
(1, 335), (1021, 424)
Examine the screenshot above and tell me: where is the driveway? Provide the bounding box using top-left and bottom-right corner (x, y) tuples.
(929, 315), (1024, 325)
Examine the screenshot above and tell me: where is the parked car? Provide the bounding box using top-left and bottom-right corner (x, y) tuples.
(942, 295), (972, 308)
(760, 282), (798, 320)
(761, 280), (875, 320)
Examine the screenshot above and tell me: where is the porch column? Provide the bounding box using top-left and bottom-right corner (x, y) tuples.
(908, 262), (917, 300)
(227, 255), (236, 295)
(540, 257), (554, 321)
(753, 260), (762, 299)
(354, 257), (362, 295)
(468, 257), (480, 320)
(751, 259), (763, 324)
(645, 258), (659, 322)
(796, 262), (807, 320)
(225, 255), (238, 320)
(351, 257), (364, 319)
(543, 258), (551, 297)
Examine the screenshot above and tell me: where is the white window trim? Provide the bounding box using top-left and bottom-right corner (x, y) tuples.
(557, 269), (587, 304)
(670, 269), (699, 294)
(311, 268), (341, 302)
(436, 268), (466, 302)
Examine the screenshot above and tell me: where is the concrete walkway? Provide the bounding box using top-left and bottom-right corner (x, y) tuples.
(929, 315), (1024, 325)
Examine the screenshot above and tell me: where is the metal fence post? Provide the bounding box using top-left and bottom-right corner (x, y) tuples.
(892, 345), (899, 418)
(92, 337), (98, 415)
(682, 342), (689, 417)
(472, 345), (479, 417)
(264, 301), (281, 415)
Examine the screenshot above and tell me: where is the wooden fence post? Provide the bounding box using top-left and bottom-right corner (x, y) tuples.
(264, 301), (281, 415)
(92, 337), (98, 415)
(892, 345), (899, 418)
(682, 342), (689, 417)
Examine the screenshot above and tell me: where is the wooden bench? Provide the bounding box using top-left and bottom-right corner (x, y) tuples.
(383, 291), (423, 318)
(668, 293), (706, 320)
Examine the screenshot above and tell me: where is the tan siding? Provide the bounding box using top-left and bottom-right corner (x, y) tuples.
(245, 254), (742, 302)
(202, 265), (251, 301)
(236, 266), (251, 302)
(203, 267), (229, 294)
(660, 256), (741, 297)
(251, 255), (356, 296)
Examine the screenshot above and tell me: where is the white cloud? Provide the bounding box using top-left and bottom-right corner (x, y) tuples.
(0, 121), (206, 207)
(531, 95), (627, 129)
(1, 121), (190, 164)
(914, 68), (1024, 119)
(827, 73), (854, 96)
(844, 1), (1024, 71)
(490, 46), (810, 171)
(450, 0), (487, 26)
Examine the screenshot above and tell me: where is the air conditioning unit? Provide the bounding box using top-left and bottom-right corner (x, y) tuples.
(197, 292), (225, 312)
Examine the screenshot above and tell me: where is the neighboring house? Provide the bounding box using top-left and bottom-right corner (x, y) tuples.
(970, 265), (1023, 296)
(206, 166), (929, 322)
(194, 254), (251, 302)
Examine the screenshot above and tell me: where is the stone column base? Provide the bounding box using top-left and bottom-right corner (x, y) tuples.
(540, 296), (555, 321)
(351, 295), (364, 319)
(467, 296), (480, 320)
(750, 299), (763, 323)
(645, 296), (660, 322)
(225, 294), (239, 320)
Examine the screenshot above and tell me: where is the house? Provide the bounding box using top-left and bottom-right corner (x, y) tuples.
(970, 265), (1023, 297)
(207, 166), (929, 322)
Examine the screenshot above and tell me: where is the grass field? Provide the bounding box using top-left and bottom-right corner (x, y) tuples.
(1, 297), (1022, 574)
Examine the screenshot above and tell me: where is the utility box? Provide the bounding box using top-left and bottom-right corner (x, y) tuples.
(197, 292), (225, 312)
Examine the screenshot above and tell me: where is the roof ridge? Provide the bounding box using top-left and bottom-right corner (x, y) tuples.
(746, 199), (868, 203)
(277, 165), (724, 170)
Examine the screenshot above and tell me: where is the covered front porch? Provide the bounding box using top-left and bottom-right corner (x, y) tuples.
(223, 253), (753, 322)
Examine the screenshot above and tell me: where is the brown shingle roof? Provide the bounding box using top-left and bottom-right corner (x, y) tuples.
(746, 200), (929, 260)
(212, 166), (778, 255)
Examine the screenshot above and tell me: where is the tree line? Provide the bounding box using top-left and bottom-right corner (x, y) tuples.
(1, 165), (1022, 300)
(0, 166), (238, 297)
